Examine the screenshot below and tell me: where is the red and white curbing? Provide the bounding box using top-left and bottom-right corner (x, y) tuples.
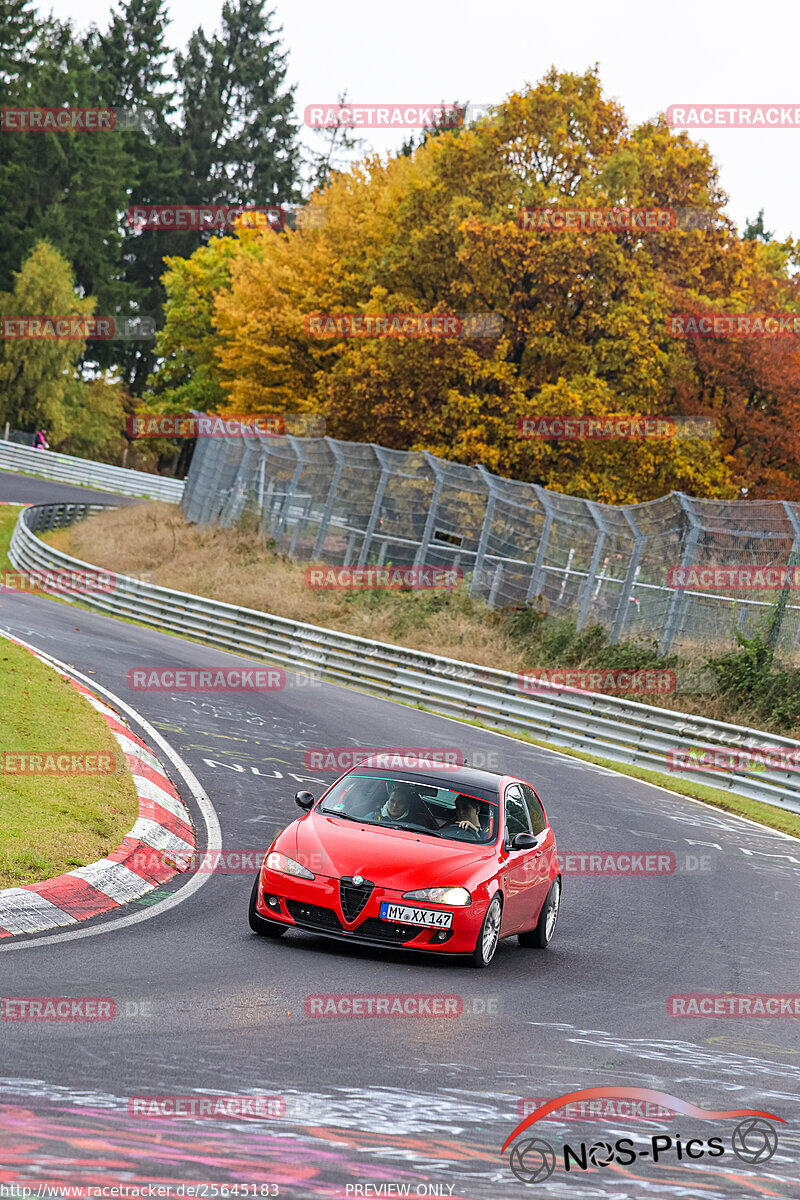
(0, 636), (196, 937)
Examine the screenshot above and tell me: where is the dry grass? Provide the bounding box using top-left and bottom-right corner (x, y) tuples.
(35, 504), (800, 841)
(41, 503), (797, 733)
(45, 503), (530, 671)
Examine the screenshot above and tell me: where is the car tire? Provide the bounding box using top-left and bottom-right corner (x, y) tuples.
(518, 877), (561, 949)
(471, 894), (502, 968)
(248, 877), (288, 937)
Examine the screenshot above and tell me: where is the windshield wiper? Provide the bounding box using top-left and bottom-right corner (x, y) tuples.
(381, 822), (443, 836)
(321, 808), (370, 822)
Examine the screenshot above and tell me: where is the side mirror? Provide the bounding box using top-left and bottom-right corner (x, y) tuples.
(295, 790), (315, 811)
(511, 832), (537, 851)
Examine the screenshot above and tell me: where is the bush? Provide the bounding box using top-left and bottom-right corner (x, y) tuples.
(503, 607), (675, 670)
(706, 628), (800, 731)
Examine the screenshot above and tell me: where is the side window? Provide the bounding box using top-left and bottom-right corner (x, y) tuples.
(505, 784), (532, 840)
(521, 784), (546, 836)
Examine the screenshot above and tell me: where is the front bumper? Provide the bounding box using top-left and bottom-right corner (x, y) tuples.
(255, 867), (486, 954)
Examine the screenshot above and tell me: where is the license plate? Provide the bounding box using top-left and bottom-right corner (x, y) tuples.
(379, 903), (453, 928)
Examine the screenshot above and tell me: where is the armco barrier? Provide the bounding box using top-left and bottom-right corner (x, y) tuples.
(8, 503), (800, 816)
(0, 439), (183, 502)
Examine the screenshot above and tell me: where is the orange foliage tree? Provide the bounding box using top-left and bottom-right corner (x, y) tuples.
(150, 67), (800, 503)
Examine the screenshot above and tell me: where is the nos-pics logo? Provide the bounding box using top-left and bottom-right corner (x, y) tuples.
(502, 1087), (782, 1184)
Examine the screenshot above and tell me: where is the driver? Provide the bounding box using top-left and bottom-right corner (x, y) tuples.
(370, 781), (416, 824)
(454, 794), (487, 835)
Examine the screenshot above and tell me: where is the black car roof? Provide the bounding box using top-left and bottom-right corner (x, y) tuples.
(348, 759), (503, 797)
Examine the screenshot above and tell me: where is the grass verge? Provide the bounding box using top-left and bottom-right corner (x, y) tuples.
(0, 506), (140, 887)
(0, 504), (21, 569)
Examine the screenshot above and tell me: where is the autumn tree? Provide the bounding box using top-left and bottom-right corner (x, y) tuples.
(154, 67), (800, 502)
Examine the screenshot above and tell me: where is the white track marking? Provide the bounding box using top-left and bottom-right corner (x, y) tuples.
(0, 632), (222, 952)
(67, 859), (154, 903)
(0, 890), (78, 935)
(128, 817), (195, 853)
(131, 773), (192, 823)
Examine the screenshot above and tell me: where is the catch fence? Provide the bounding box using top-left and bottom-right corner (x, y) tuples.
(182, 424), (800, 656)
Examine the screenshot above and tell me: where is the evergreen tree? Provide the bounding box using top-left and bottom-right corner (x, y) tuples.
(176, 0), (299, 204)
(743, 209), (773, 242)
(89, 0), (183, 392)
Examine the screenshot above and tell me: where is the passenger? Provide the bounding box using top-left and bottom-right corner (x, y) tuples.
(371, 782), (415, 824)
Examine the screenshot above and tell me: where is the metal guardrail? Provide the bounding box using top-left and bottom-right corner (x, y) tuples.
(8, 503), (800, 815)
(0, 439), (184, 502)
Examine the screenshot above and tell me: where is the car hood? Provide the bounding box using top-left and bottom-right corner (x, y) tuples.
(284, 811), (494, 890)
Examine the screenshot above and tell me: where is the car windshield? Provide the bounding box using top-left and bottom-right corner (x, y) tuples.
(318, 774), (498, 844)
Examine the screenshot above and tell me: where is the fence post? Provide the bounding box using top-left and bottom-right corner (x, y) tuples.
(660, 493), (701, 655)
(526, 486), (554, 602)
(219, 438), (258, 526)
(270, 436), (305, 540)
(312, 438), (345, 559)
(610, 508), (645, 644)
(471, 466), (497, 597)
(197, 436), (231, 525)
(766, 502), (800, 651)
(576, 500), (608, 631)
(412, 452), (444, 569)
(357, 445), (390, 567)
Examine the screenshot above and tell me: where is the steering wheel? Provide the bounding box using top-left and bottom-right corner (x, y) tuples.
(437, 821), (481, 841)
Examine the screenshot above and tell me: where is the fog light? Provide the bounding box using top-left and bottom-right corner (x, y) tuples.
(264, 894), (280, 908)
(433, 929), (451, 942)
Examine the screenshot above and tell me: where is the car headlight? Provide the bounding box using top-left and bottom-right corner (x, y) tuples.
(402, 886), (471, 905)
(266, 851), (315, 880)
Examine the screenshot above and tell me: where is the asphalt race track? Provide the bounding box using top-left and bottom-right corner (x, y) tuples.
(0, 469), (136, 507)
(1, 473), (799, 1198)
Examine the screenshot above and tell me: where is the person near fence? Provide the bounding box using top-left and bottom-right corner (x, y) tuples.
(33, 429), (49, 450)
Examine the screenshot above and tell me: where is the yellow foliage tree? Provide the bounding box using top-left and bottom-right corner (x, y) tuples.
(158, 67), (800, 502)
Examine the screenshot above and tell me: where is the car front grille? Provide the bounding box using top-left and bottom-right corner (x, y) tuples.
(339, 877), (374, 922)
(284, 900), (343, 932)
(284, 901), (422, 946)
(355, 918), (420, 943)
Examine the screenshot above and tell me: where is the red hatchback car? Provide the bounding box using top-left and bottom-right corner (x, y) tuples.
(248, 760), (561, 967)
